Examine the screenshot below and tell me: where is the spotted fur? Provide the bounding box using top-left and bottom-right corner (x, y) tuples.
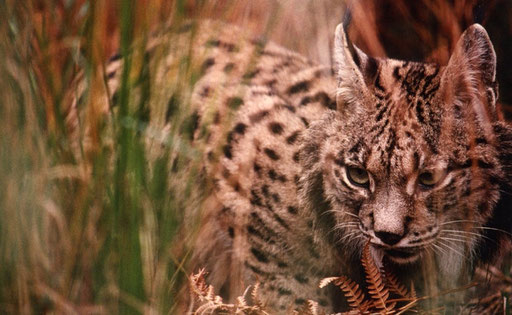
(76, 21), (512, 312)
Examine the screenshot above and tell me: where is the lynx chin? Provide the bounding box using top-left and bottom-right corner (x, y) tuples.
(76, 20), (512, 312)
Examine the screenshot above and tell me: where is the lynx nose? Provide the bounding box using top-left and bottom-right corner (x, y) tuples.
(375, 231), (403, 246)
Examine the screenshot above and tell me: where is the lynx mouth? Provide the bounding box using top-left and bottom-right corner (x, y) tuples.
(382, 247), (422, 264)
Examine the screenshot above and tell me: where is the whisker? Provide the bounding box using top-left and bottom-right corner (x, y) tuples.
(440, 221), (511, 237)
(436, 242), (459, 259)
(333, 222), (358, 228)
(337, 231), (361, 244)
(342, 230), (360, 240)
(423, 244), (433, 257)
(436, 240), (468, 261)
(498, 189), (512, 197)
(345, 234), (360, 244)
(474, 226), (512, 237)
(439, 232), (471, 241)
(326, 209), (360, 220)
(441, 220), (480, 226)
(429, 243), (444, 260)
(441, 229), (495, 243)
(441, 229), (480, 237)
(324, 209), (359, 219)
(353, 234), (366, 245)
(425, 243), (437, 257)
(330, 222), (358, 234)
(340, 211), (360, 219)
(332, 224), (358, 231)
(438, 236), (468, 244)
(431, 242), (448, 257)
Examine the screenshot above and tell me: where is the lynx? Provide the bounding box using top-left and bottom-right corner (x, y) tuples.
(73, 20), (512, 312)
(189, 21), (512, 312)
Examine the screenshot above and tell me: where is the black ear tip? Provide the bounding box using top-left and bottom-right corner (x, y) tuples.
(342, 9), (352, 30)
(466, 23), (490, 39)
(458, 23), (495, 61)
(469, 23), (485, 30)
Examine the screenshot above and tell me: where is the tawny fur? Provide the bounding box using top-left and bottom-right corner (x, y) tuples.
(72, 20), (512, 312)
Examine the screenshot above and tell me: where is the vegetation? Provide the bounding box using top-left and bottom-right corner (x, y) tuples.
(1, 1), (200, 313)
(0, 1), (344, 313)
(1, 0), (511, 313)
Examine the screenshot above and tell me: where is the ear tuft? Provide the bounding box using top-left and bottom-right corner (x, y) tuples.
(443, 23), (498, 115)
(333, 23), (376, 113)
(457, 24), (496, 85)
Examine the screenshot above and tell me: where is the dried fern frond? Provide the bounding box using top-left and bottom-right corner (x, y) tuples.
(382, 265), (412, 299)
(319, 243), (481, 314)
(189, 268), (211, 299)
(237, 293), (248, 308)
(320, 243), (423, 314)
(189, 269), (271, 314)
(333, 276), (370, 313)
(294, 300), (328, 315)
(466, 291), (504, 314)
(409, 281), (417, 300)
(361, 242), (396, 311)
(319, 277), (340, 289)
(463, 266), (512, 314)
(251, 282), (266, 310)
(394, 280), (419, 314)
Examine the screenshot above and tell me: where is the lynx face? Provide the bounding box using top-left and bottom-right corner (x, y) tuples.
(301, 23), (504, 273)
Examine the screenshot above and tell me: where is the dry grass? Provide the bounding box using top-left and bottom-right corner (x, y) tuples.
(1, 0), (511, 314)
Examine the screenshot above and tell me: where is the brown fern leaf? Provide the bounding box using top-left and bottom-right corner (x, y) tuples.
(294, 300), (328, 315)
(361, 242), (396, 311)
(189, 268), (210, 297)
(189, 269), (272, 314)
(332, 276), (370, 313)
(409, 281), (417, 300)
(305, 300), (320, 315)
(251, 282), (266, 309)
(382, 265), (411, 299)
(319, 277), (339, 288)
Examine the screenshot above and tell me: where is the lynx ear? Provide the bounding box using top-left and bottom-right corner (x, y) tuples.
(334, 23), (378, 114)
(443, 24), (498, 118)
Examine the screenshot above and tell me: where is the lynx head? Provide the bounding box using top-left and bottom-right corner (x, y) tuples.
(300, 23), (512, 278)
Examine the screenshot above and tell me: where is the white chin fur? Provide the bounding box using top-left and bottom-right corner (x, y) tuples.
(371, 243), (467, 285)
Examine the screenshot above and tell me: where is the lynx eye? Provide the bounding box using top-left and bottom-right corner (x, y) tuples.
(418, 170), (443, 188)
(346, 166), (370, 188)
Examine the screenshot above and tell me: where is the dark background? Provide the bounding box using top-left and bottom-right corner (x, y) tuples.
(347, 0), (512, 119)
